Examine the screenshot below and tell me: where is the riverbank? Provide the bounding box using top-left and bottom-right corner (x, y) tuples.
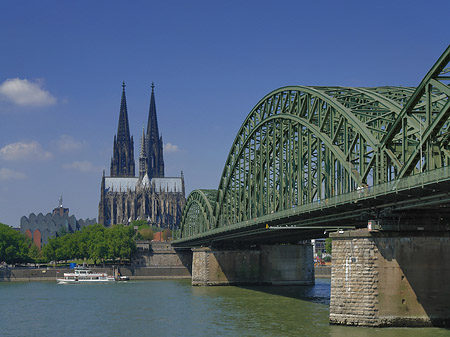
(0, 265), (331, 282)
(0, 266), (191, 282)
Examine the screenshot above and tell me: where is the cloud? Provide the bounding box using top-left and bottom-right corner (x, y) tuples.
(63, 161), (100, 173)
(0, 168), (26, 180)
(56, 135), (85, 152)
(0, 141), (52, 161)
(0, 78), (56, 106)
(164, 142), (180, 153)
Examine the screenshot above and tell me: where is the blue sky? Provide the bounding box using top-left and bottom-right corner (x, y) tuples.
(0, 1), (449, 227)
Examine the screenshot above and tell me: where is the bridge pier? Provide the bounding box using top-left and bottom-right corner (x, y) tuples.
(191, 243), (314, 286)
(330, 229), (450, 327)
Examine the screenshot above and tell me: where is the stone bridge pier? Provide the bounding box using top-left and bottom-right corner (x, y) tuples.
(191, 243), (314, 286)
(330, 229), (450, 327)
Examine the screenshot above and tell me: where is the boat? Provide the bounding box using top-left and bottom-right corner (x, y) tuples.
(57, 266), (115, 284)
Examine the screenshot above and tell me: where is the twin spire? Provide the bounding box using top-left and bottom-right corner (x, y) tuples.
(110, 82), (165, 180)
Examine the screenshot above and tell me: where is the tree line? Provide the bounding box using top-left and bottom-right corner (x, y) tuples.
(0, 223), (136, 265)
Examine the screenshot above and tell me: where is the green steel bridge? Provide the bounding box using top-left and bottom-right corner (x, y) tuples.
(173, 45), (450, 248)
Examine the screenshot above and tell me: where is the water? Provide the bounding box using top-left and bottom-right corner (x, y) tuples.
(1, 279), (449, 337)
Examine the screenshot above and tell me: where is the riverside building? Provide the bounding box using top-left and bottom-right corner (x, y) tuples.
(20, 196), (96, 249)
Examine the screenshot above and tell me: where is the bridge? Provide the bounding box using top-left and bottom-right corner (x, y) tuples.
(173, 45), (450, 327)
(175, 45), (450, 247)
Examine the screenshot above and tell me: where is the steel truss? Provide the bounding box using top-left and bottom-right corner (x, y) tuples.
(178, 45), (450, 241)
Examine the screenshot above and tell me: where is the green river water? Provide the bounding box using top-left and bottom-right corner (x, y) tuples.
(1, 278), (449, 337)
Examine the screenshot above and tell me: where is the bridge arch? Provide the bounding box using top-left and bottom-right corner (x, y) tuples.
(179, 189), (217, 238)
(214, 86), (413, 227)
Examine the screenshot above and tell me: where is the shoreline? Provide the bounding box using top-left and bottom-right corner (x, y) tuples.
(0, 265), (331, 282)
(0, 266), (192, 282)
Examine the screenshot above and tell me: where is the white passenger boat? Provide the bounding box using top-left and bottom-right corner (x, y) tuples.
(57, 267), (115, 284)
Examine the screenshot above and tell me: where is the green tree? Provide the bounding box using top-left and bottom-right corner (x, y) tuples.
(107, 224), (136, 264)
(325, 238), (332, 255)
(139, 228), (154, 241)
(28, 243), (43, 263)
(87, 224), (108, 265)
(55, 234), (79, 262)
(0, 223), (30, 264)
(42, 236), (61, 264)
(131, 219), (148, 229)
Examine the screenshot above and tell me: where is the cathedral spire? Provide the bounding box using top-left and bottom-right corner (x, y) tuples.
(117, 81), (131, 142)
(110, 82), (135, 177)
(145, 82), (164, 178)
(146, 82), (160, 141)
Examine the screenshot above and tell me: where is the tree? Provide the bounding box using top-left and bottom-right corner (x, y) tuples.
(28, 243), (43, 263)
(107, 224), (136, 264)
(131, 219), (148, 228)
(139, 228), (154, 241)
(162, 228), (171, 241)
(37, 223), (138, 266)
(87, 224), (108, 265)
(325, 238), (332, 255)
(42, 237), (60, 264)
(0, 223), (30, 264)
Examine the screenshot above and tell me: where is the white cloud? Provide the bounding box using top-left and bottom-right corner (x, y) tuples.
(0, 141), (52, 161)
(56, 135), (84, 152)
(0, 168), (26, 180)
(164, 142), (180, 153)
(0, 78), (56, 106)
(63, 161), (100, 173)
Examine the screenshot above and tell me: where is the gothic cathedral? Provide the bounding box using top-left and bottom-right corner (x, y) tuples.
(98, 83), (186, 228)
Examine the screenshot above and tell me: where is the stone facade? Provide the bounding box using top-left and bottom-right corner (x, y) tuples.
(99, 83), (185, 228)
(330, 229), (450, 327)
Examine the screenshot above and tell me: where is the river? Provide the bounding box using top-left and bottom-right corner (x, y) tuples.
(1, 278), (449, 336)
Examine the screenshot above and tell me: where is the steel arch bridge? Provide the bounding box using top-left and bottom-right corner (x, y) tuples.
(174, 45), (450, 247)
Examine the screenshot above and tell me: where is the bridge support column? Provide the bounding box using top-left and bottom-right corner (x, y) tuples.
(329, 229), (450, 327)
(191, 244), (314, 286)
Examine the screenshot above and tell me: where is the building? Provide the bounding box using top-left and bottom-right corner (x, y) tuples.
(98, 82), (185, 228)
(20, 196), (96, 249)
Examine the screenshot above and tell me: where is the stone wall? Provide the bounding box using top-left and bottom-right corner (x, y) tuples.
(192, 244), (314, 286)
(132, 242), (192, 272)
(330, 229), (450, 327)
(314, 265), (331, 278)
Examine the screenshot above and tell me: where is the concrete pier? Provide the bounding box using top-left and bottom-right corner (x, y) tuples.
(329, 229), (450, 327)
(191, 243), (314, 286)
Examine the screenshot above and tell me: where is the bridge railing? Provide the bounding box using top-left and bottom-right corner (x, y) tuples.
(258, 165), (450, 226)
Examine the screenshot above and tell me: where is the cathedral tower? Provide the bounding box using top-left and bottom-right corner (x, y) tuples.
(100, 82), (185, 228)
(144, 83), (164, 178)
(110, 82), (135, 177)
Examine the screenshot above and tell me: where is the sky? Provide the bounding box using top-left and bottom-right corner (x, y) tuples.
(0, 1), (449, 227)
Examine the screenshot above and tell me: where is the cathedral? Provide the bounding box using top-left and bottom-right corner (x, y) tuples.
(98, 82), (186, 228)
